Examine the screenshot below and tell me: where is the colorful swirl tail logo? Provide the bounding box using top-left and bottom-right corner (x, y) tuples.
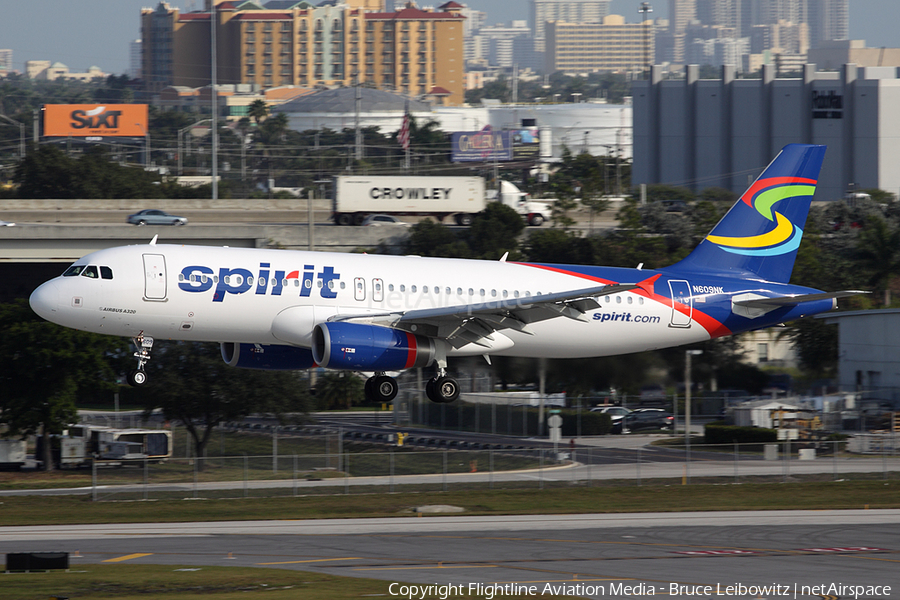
(705, 177), (817, 256)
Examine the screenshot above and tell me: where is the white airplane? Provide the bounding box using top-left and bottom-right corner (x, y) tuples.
(30, 145), (863, 403)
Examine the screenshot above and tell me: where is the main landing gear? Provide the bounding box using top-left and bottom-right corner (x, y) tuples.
(425, 364), (460, 404)
(364, 372), (399, 403)
(127, 332), (154, 387)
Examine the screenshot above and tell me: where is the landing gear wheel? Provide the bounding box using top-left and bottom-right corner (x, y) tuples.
(372, 375), (398, 402)
(365, 375), (398, 403)
(426, 376), (459, 403)
(127, 369), (147, 387)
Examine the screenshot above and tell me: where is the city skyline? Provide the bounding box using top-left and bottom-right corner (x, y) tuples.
(1, 0), (899, 76)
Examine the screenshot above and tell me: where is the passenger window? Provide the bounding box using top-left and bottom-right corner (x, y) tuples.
(100, 266), (113, 280)
(639, 297), (644, 305)
(616, 296), (622, 304)
(627, 296), (633, 304)
(411, 285), (417, 293)
(80, 265), (99, 279)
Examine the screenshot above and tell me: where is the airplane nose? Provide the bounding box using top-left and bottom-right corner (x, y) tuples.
(30, 280), (60, 320)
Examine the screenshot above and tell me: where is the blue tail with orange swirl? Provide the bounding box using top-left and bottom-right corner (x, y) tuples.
(666, 144), (827, 284)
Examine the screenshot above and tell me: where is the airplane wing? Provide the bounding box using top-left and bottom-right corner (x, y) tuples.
(733, 290), (868, 309)
(330, 283), (638, 349)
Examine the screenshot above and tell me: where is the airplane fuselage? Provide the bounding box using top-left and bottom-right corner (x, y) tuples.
(30, 243), (834, 360)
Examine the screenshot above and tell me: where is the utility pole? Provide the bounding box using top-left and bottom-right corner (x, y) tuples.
(211, 1), (219, 200)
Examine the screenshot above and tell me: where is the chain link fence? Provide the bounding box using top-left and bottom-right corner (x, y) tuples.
(86, 439), (900, 502)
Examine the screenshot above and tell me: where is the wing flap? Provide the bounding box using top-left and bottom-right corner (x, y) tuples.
(330, 283), (639, 347)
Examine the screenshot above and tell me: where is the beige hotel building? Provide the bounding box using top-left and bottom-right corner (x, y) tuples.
(141, 0), (465, 106)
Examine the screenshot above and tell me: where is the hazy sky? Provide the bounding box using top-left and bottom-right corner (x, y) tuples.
(1, 0), (899, 75)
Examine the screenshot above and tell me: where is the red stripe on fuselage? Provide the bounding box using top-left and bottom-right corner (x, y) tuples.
(404, 332), (417, 369)
(517, 264), (732, 339)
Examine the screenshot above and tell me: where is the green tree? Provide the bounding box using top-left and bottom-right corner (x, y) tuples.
(135, 342), (310, 461)
(466, 202), (524, 260)
(0, 300), (119, 470)
(855, 215), (900, 306)
(405, 220), (471, 258)
(248, 98), (270, 125)
(314, 371), (365, 410)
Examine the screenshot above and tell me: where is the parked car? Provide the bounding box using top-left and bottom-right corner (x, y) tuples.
(361, 214), (410, 227)
(590, 406), (632, 433)
(624, 408), (674, 432)
(0, 220), (15, 226)
(127, 209), (188, 226)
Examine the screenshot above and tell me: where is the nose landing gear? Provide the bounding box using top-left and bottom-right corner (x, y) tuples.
(127, 332), (154, 387)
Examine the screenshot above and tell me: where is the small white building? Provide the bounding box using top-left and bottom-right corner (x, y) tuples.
(732, 399), (805, 429)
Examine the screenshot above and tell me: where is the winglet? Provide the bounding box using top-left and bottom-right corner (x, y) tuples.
(149, 235), (158, 246)
(499, 252), (509, 263)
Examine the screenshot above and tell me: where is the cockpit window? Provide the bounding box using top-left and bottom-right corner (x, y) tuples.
(63, 265), (86, 277)
(80, 265), (99, 279)
(100, 266), (113, 280)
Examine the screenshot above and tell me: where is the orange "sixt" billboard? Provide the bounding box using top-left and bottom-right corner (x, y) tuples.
(43, 104), (149, 137)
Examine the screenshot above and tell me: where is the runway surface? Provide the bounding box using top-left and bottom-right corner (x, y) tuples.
(1, 510), (897, 599)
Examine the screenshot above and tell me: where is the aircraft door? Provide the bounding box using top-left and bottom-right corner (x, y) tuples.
(143, 254), (167, 301)
(668, 279), (692, 328)
(372, 278), (384, 302)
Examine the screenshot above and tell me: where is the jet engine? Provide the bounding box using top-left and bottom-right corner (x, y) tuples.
(221, 342), (316, 370)
(312, 322), (435, 370)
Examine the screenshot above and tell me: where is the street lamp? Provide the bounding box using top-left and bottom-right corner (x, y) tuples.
(177, 118), (212, 176)
(685, 349), (703, 484)
(0, 114), (26, 159)
(638, 2), (653, 80)
(135, 122), (150, 169)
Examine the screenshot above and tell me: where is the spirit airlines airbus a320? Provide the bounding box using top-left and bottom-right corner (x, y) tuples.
(30, 144), (863, 403)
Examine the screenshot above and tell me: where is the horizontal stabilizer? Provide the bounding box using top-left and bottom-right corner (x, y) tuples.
(733, 290), (869, 309)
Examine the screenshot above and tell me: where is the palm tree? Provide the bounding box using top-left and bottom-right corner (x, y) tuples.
(247, 98), (269, 125)
(856, 215), (900, 306)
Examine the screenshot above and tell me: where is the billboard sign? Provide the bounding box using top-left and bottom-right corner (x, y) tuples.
(511, 128), (540, 159)
(451, 126), (541, 162)
(451, 127), (512, 162)
(43, 104), (149, 137)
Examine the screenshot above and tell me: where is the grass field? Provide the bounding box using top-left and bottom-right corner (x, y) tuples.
(0, 480), (897, 527)
(0, 564), (571, 600)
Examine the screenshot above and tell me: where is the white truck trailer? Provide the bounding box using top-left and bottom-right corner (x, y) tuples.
(332, 175), (553, 226)
(333, 175), (486, 226)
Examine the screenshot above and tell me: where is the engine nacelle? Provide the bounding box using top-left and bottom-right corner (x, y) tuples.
(312, 322), (435, 371)
(221, 342), (315, 370)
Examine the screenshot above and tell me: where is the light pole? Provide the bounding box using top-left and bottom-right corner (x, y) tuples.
(0, 114), (26, 159)
(177, 118), (212, 176)
(135, 122), (150, 169)
(638, 2), (653, 80)
(685, 349), (703, 484)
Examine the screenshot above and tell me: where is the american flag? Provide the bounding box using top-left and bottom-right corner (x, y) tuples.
(398, 111), (410, 151)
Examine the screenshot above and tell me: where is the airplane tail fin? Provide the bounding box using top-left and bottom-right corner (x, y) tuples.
(666, 144), (827, 283)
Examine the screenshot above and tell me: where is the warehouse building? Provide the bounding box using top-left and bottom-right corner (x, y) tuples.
(632, 63), (900, 201)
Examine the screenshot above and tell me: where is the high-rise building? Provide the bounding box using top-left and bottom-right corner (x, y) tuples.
(0, 49), (12, 74)
(531, 0), (610, 52)
(141, 0), (465, 105)
(130, 40), (142, 80)
(545, 15), (652, 74)
(806, 0), (848, 48)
